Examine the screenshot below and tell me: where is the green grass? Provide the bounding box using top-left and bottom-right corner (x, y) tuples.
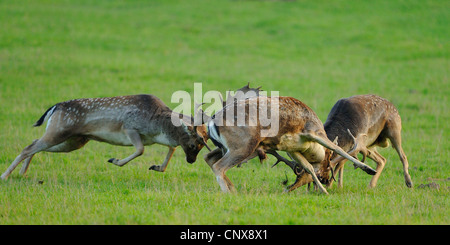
(0, 0), (448, 225)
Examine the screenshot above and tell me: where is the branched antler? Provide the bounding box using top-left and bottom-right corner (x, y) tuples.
(329, 129), (368, 168)
(266, 149), (303, 175)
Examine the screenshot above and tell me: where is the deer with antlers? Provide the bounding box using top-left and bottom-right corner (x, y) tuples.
(204, 95), (377, 194)
(285, 94), (413, 191)
(1, 94), (210, 180)
(324, 94), (413, 188)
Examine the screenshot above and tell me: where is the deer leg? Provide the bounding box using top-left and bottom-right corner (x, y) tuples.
(19, 155), (35, 176)
(326, 159), (342, 188)
(18, 136), (90, 176)
(286, 170), (313, 192)
(209, 150), (252, 193)
(2, 138), (53, 180)
(366, 148), (386, 188)
(209, 151), (232, 192)
(336, 160), (347, 188)
(289, 152), (328, 194)
(149, 147), (176, 172)
(204, 148), (224, 167)
(330, 159), (348, 188)
(204, 148), (232, 191)
(388, 131), (413, 188)
(108, 129), (144, 167)
(338, 166), (343, 187)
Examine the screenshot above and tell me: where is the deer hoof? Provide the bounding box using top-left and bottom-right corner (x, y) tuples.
(108, 158), (119, 164)
(149, 165), (160, 171)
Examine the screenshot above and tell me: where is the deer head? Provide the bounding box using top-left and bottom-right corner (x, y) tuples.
(179, 104), (211, 163)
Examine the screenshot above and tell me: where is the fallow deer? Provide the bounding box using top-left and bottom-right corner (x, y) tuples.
(285, 94), (413, 191)
(216, 84), (350, 191)
(324, 94), (413, 188)
(1, 94), (210, 180)
(203, 96), (377, 194)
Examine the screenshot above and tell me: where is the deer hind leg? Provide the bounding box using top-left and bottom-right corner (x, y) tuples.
(387, 128), (413, 188)
(289, 152), (328, 194)
(204, 148), (224, 167)
(208, 150), (253, 193)
(366, 148), (386, 188)
(108, 129), (144, 167)
(2, 140), (45, 179)
(19, 155), (35, 176)
(19, 136), (89, 176)
(149, 146), (176, 172)
(1, 133), (66, 180)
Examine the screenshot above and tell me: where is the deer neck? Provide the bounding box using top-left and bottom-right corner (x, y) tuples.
(155, 111), (192, 146)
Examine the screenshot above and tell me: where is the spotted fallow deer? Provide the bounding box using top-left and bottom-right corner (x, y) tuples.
(324, 94), (413, 188)
(284, 94), (413, 191)
(204, 96), (377, 194)
(1, 94), (210, 180)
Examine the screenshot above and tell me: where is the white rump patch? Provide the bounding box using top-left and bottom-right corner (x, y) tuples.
(208, 120), (220, 143)
(44, 106), (57, 131)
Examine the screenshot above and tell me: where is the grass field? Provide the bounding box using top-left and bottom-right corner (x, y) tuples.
(0, 0), (448, 225)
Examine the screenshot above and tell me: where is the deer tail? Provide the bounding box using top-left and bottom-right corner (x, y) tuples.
(33, 105), (57, 127)
(207, 120), (227, 151)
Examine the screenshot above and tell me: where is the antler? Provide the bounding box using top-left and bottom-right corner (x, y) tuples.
(329, 129), (368, 168)
(193, 102), (212, 152)
(266, 149), (303, 175)
(224, 83), (264, 106)
(193, 102), (212, 125)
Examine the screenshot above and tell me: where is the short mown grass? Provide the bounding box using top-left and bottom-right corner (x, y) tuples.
(0, 0), (448, 224)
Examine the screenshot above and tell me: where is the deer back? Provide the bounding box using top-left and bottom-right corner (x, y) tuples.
(211, 96), (326, 151)
(324, 94), (400, 151)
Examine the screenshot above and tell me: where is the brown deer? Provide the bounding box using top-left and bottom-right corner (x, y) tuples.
(324, 94), (413, 188)
(285, 94), (413, 191)
(1, 94), (210, 180)
(203, 96), (377, 194)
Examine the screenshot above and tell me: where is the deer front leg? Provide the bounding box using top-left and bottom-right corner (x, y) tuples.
(366, 148), (386, 188)
(149, 147), (176, 172)
(336, 160), (347, 188)
(286, 170), (313, 192)
(108, 129), (144, 167)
